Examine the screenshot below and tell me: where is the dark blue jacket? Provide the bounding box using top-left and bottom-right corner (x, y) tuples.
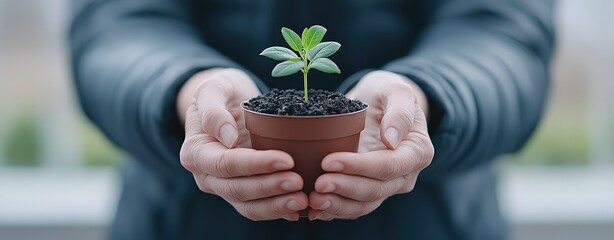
(69, 0), (555, 239)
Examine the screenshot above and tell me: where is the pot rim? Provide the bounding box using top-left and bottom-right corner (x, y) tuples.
(240, 101), (369, 119)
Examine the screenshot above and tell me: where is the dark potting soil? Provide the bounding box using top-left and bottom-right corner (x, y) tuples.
(243, 89), (367, 116)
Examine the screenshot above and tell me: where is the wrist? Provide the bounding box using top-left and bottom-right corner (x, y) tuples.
(177, 68), (225, 123)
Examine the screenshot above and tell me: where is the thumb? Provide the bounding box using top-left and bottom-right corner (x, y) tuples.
(201, 108), (239, 148)
(196, 79), (240, 148)
(379, 87), (416, 150)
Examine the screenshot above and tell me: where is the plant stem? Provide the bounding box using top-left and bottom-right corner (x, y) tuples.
(303, 68), (308, 101)
(302, 50), (309, 102)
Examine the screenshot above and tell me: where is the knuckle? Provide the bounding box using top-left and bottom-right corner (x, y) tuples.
(237, 203), (262, 221)
(221, 181), (246, 201)
(358, 205), (371, 218)
(327, 201), (345, 216)
(184, 113), (202, 133)
(329, 206), (343, 216)
(213, 151), (233, 177)
(254, 179), (272, 198)
(399, 175), (416, 194)
(379, 160), (399, 180)
(201, 108), (226, 134)
(187, 103), (198, 112)
(400, 183), (416, 194)
(179, 145), (193, 171)
(217, 75), (235, 90)
(269, 199), (288, 216)
(196, 182), (207, 193)
(366, 186), (385, 201)
(396, 108), (414, 130)
(347, 214), (361, 220)
(384, 81), (413, 96)
(350, 203), (372, 219)
(363, 202), (380, 216)
(195, 175), (212, 193)
(179, 136), (201, 171)
(425, 141), (435, 161)
(348, 181), (362, 198)
(198, 77), (232, 93)
(415, 135), (435, 169)
(196, 182), (209, 193)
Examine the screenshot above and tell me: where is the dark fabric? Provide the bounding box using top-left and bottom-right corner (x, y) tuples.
(69, 0), (555, 239)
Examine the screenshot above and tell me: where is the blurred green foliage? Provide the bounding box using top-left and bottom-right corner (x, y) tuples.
(508, 111), (589, 165)
(2, 112), (42, 166)
(78, 117), (122, 167)
(1, 112), (122, 167)
(0, 109), (591, 168)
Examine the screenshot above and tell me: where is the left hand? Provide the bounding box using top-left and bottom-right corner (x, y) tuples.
(308, 70), (434, 220)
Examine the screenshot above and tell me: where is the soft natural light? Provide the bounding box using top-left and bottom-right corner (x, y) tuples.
(0, 0), (612, 240)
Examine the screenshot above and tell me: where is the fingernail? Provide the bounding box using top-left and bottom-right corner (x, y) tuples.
(313, 212), (325, 220)
(327, 162), (343, 172)
(283, 215), (298, 221)
(322, 184), (335, 193)
(385, 127), (399, 149)
(309, 211), (320, 221)
(314, 211), (332, 221)
(220, 123), (238, 148)
(319, 200), (331, 210)
(286, 200), (303, 211)
(281, 181), (296, 191)
(320, 213), (335, 221)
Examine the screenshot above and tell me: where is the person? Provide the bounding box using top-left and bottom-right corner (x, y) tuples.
(69, 0), (555, 239)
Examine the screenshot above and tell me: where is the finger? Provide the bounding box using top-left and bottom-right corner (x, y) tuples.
(184, 104), (204, 136)
(321, 141), (428, 181)
(309, 192), (382, 220)
(308, 210), (335, 221)
(196, 171), (303, 202)
(231, 191), (308, 221)
(314, 173), (415, 202)
(412, 104), (431, 136)
(195, 78), (239, 148)
(181, 131), (294, 177)
(185, 140), (294, 177)
(378, 83), (416, 149)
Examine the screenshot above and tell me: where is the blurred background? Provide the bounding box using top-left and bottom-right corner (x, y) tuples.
(0, 0), (612, 239)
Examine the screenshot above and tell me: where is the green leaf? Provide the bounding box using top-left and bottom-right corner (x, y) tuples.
(260, 46), (299, 61)
(307, 42), (341, 61)
(302, 25), (327, 50)
(272, 60), (305, 77)
(281, 27), (303, 52)
(301, 28), (309, 44)
(308, 58), (340, 74)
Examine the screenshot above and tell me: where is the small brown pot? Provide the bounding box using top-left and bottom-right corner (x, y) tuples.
(242, 102), (367, 214)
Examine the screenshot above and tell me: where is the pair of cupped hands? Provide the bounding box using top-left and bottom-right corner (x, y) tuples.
(177, 68), (434, 221)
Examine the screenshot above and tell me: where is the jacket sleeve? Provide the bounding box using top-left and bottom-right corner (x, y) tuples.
(69, 0), (268, 176)
(377, 0), (554, 175)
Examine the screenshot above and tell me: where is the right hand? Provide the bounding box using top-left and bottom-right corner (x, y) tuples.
(177, 68), (308, 221)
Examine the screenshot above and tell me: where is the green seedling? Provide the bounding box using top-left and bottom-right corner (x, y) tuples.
(260, 25), (341, 102)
